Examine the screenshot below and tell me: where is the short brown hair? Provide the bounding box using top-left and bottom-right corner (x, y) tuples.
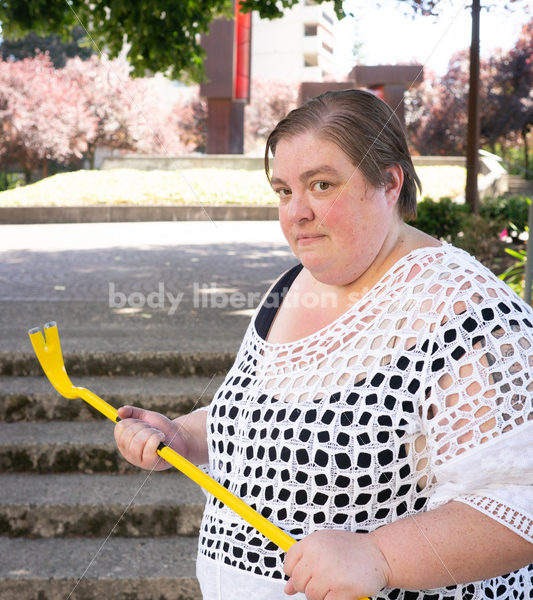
(265, 89), (420, 220)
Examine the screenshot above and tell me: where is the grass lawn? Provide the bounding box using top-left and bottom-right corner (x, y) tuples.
(0, 166), (466, 207)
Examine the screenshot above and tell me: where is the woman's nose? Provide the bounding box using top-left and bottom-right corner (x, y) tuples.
(286, 192), (314, 223)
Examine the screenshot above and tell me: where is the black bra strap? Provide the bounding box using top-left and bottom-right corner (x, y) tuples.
(255, 263), (303, 340)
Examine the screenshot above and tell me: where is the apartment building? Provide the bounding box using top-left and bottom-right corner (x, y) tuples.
(251, 1), (340, 81)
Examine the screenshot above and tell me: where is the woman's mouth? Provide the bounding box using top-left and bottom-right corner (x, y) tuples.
(296, 233), (325, 245)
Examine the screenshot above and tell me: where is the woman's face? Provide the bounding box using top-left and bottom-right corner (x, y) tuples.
(271, 131), (402, 287)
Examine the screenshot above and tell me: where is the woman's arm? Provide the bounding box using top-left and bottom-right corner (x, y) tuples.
(172, 409), (209, 466)
(371, 500), (532, 589)
(284, 501), (532, 599)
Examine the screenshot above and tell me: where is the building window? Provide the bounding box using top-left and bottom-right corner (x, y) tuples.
(321, 41), (333, 54)
(322, 11), (334, 26)
(304, 53), (318, 67)
(304, 23), (318, 36)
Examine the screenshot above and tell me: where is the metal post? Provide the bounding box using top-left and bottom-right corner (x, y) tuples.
(465, 0), (480, 214)
(524, 198), (533, 305)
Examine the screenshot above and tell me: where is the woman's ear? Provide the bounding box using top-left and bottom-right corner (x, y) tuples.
(384, 164), (404, 205)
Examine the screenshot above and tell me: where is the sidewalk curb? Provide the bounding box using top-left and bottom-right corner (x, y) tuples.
(0, 205), (278, 224)
(0, 351), (236, 377)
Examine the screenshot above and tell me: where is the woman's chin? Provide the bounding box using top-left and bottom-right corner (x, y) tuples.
(300, 260), (356, 287)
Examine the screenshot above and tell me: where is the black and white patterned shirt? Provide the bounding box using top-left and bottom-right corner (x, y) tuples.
(196, 244), (533, 600)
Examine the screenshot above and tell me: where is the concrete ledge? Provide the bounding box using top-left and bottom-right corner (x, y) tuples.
(0, 204), (278, 224)
(413, 156), (466, 167)
(0, 351), (236, 377)
(103, 154), (463, 171)
(102, 154), (265, 170)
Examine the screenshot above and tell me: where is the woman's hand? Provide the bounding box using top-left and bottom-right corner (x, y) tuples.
(284, 530), (390, 600)
(114, 406), (188, 471)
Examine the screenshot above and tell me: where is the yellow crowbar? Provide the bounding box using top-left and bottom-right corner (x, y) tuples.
(28, 321), (370, 599)
(28, 321), (295, 551)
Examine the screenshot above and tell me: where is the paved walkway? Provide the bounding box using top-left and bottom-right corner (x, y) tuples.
(0, 221), (295, 355)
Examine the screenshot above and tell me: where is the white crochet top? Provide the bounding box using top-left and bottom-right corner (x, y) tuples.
(196, 244), (533, 600)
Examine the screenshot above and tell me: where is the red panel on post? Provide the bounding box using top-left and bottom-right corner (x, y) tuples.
(234, 2), (251, 101)
(368, 86), (384, 100)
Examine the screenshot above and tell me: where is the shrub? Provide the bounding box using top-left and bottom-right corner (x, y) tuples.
(412, 196), (470, 241)
(413, 195), (520, 273)
(479, 195), (530, 240)
(454, 213), (506, 268)
(0, 172), (23, 191)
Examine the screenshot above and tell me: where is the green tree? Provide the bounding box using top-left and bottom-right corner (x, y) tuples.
(0, 0), (232, 81)
(0, 0), (344, 81)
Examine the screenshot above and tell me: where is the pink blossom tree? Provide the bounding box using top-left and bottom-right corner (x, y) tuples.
(127, 80), (201, 156)
(64, 56), (197, 161)
(62, 55), (139, 168)
(245, 78), (299, 153)
(0, 53), (95, 181)
(168, 87), (207, 154)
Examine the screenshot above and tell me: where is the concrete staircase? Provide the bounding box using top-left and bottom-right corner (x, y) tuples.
(506, 174), (533, 198)
(0, 361), (226, 599)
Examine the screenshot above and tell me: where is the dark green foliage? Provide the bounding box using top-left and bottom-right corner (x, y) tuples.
(0, 0), (235, 81)
(479, 195), (530, 239)
(412, 196), (471, 241)
(453, 212), (506, 268)
(1, 0), (528, 84)
(414, 194), (530, 244)
(413, 194), (531, 282)
(240, 0), (344, 19)
(0, 172), (23, 192)
(0, 0), (527, 83)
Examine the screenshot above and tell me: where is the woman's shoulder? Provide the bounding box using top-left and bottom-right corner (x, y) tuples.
(410, 245), (533, 331)
(405, 243), (512, 289)
(393, 243), (532, 317)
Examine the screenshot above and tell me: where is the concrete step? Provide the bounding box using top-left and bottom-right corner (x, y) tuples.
(508, 184), (533, 194)
(506, 175), (533, 196)
(0, 350), (236, 377)
(0, 536), (201, 599)
(0, 421), (161, 473)
(0, 375), (222, 422)
(0, 473), (206, 538)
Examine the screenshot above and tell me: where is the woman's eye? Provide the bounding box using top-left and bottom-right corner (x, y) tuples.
(276, 188), (291, 198)
(313, 181), (331, 192)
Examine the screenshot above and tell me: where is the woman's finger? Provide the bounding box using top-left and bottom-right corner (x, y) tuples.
(284, 578), (297, 596)
(141, 428), (166, 465)
(117, 405), (149, 421)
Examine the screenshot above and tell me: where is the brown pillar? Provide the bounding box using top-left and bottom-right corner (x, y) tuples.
(206, 99), (246, 154)
(200, 1), (251, 154)
(381, 85), (408, 127)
